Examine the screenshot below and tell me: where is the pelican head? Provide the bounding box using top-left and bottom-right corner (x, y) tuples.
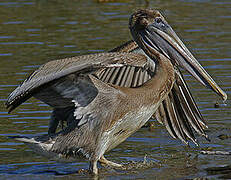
(129, 9), (227, 101)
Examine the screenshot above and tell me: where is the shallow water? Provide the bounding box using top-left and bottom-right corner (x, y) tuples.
(0, 0), (231, 179)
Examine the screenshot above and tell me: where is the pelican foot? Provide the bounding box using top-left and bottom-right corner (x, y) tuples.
(99, 156), (122, 168)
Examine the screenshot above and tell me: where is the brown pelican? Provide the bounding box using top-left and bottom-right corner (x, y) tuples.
(6, 9), (226, 174)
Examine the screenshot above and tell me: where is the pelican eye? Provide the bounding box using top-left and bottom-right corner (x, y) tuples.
(155, 17), (162, 23)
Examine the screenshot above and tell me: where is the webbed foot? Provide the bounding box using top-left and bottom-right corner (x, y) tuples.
(99, 155), (122, 168)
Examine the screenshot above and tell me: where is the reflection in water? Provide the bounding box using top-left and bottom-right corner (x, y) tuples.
(0, 0), (230, 179)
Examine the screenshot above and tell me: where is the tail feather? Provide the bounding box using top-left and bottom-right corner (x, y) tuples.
(8, 135), (59, 159)
(9, 136), (40, 144)
(8, 135), (79, 162)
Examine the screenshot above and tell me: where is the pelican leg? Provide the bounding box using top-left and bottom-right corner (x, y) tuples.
(99, 155), (122, 168)
(48, 112), (59, 135)
(89, 160), (98, 175)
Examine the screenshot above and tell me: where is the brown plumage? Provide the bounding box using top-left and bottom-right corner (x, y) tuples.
(110, 40), (208, 145)
(6, 9), (226, 175)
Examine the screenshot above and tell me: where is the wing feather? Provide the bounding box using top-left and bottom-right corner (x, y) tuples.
(125, 66), (136, 87)
(120, 66), (131, 87)
(108, 67), (121, 84)
(158, 103), (177, 139)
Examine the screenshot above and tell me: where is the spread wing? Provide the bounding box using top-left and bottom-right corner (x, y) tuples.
(111, 40), (207, 145)
(6, 52), (154, 112)
(155, 70), (208, 145)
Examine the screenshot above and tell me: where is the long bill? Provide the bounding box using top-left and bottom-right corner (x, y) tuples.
(141, 24), (227, 101)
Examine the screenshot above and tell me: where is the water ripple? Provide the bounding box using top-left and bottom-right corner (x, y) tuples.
(0, 42), (44, 45)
